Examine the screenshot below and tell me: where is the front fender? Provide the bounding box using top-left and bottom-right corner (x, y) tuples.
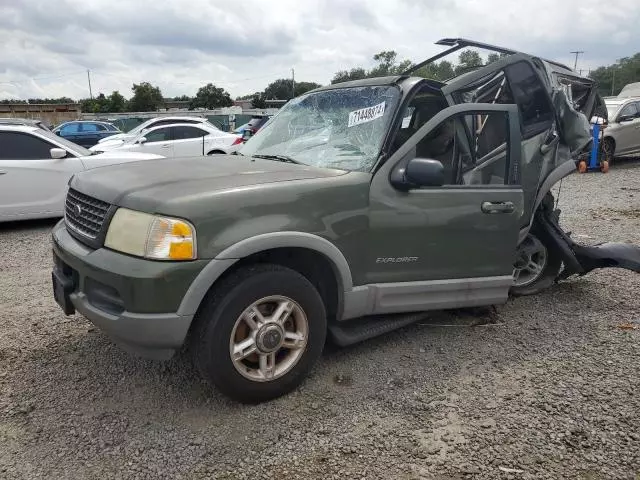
(176, 231), (354, 317)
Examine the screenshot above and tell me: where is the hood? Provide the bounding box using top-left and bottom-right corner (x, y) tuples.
(81, 151), (164, 161)
(70, 155), (349, 212)
(97, 132), (135, 144)
(90, 137), (134, 151)
(77, 151), (164, 170)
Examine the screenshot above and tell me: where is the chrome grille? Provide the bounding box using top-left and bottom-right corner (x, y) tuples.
(64, 188), (110, 240)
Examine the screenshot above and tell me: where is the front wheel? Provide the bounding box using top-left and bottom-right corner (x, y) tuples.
(510, 230), (562, 296)
(190, 264), (327, 403)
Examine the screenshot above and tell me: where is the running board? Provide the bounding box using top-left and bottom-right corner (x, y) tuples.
(328, 313), (428, 347)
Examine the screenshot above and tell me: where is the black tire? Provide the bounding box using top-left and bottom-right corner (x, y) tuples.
(602, 137), (615, 165)
(510, 224), (563, 297)
(189, 264), (327, 403)
(207, 150), (225, 155)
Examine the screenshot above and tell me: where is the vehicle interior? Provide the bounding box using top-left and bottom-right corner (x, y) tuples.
(388, 78), (511, 187)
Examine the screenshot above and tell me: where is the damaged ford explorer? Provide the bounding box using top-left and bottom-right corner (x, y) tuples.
(51, 38), (640, 403)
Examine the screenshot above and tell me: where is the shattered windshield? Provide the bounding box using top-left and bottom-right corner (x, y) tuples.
(240, 85), (401, 172)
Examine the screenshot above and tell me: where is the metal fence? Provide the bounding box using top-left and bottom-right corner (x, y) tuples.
(82, 108), (277, 133)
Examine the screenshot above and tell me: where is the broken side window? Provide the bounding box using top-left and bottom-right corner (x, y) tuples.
(504, 61), (554, 137)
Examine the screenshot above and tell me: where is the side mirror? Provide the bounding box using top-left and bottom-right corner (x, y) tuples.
(242, 129), (253, 141)
(137, 136), (147, 144)
(50, 148), (67, 159)
(405, 158), (445, 187)
(618, 114), (634, 123)
(55, 131), (62, 136)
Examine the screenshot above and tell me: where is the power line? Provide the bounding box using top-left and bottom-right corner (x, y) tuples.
(0, 70), (87, 86)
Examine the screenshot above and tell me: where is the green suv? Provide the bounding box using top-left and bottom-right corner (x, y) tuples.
(51, 39), (640, 403)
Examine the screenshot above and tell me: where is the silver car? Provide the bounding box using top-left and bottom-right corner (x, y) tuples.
(602, 96), (640, 159)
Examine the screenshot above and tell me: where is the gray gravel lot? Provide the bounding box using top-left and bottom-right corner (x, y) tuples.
(1, 163), (639, 480)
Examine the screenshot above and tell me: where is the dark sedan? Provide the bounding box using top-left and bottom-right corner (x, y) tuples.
(52, 121), (121, 147)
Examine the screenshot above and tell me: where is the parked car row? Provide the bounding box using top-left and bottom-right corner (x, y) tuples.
(0, 124), (163, 221)
(0, 113), (245, 222)
(52, 120), (121, 148)
(90, 121), (243, 157)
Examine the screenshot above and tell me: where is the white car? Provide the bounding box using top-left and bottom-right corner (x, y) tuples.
(0, 125), (164, 222)
(96, 115), (212, 145)
(90, 122), (244, 157)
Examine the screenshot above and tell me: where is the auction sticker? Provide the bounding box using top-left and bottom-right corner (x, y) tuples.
(348, 102), (386, 127)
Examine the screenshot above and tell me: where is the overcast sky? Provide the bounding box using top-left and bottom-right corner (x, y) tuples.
(1, 0), (638, 101)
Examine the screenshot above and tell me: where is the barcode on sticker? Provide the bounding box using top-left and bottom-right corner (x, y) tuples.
(348, 102), (386, 127)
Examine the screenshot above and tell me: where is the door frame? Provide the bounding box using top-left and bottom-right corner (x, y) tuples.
(341, 102), (523, 320)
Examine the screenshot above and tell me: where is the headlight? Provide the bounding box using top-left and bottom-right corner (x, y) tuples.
(104, 208), (196, 260)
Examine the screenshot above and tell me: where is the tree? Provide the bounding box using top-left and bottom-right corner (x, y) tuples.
(251, 95), (267, 109)
(108, 91), (127, 112)
(369, 50), (413, 77)
(331, 67), (367, 84)
(190, 83), (233, 109)
(413, 60), (455, 81)
(590, 53), (640, 97)
(331, 50), (414, 85)
(455, 50), (483, 75)
(294, 81), (322, 96)
(263, 78), (296, 100)
(172, 95), (192, 101)
(129, 82), (163, 112)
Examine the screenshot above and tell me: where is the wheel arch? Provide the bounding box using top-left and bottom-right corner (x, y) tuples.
(518, 159), (576, 244)
(177, 232), (353, 320)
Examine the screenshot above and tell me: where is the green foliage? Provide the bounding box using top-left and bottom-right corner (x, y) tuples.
(248, 79), (322, 108)
(412, 61), (455, 82)
(331, 49), (513, 84)
(251, 95), (267, 109)
(589, 53), (640, 97)
(331, 51), (413, 84)
(79, 91), (128, 113)
(331, 67), (367, 84)
(190, 83), (233, 109)
(129, 82), (163, 112)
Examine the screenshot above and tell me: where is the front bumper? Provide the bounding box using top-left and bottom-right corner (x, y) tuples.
(51, 220), (208, 359)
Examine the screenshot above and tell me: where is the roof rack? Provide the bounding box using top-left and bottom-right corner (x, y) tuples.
(402, 38), (572, 76)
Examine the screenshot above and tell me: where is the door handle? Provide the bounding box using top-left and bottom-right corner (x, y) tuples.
(481, 201), (515, 214)
(160, 144), (171, 148)
(0, 170), (6, 175)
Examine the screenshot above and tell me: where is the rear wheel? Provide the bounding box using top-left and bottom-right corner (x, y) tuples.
(602, 137), (615, 166)
(207, 150), (225, 155)
(190, 264), (327, 403)
(511, 229), (562, 296)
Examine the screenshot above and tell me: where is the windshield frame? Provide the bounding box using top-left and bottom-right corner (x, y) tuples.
(34, 129), (92, 156)
(239, 84), (403, 173)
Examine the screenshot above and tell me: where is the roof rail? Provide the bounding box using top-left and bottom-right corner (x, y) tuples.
(402, 38), (572, 76)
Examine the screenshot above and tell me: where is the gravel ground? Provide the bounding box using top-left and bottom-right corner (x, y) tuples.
(1, 162), (639, 480)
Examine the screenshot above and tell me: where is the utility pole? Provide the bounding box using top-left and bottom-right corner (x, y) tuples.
(570, 50), (584, 71)
(87, 69), (93, 100)
(291, 68), (295, 99)
(612, 68), (616, 96)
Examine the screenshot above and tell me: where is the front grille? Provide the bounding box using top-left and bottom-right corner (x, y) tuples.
(65, 188), (111, 240)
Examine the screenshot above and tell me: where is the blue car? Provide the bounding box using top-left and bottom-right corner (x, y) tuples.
(52, 121), (121, 148)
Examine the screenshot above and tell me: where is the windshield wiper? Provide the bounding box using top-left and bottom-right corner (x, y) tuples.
(252, 154), (302, 165)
